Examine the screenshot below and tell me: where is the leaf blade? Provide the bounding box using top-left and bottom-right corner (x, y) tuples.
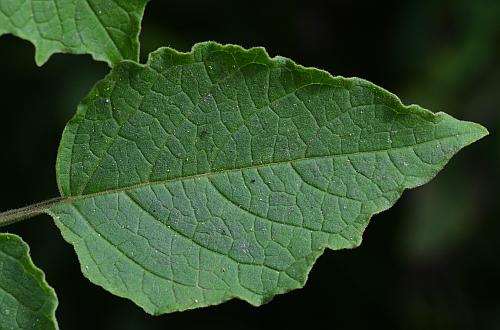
(0, 0), (149, 65)
(50, 42), (487, 314)
(0, 233), (58, 329)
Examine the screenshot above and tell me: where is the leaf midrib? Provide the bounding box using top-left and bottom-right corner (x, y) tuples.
(83, 0), (123, 59)
(58, 132), (468, 206)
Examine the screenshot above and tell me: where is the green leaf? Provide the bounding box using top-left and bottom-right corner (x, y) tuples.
(0, 0), (149, 66)
(48, 42), (487, 315)
(0, 233), (58, 330)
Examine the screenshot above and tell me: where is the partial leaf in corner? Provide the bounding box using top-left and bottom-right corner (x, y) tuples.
(0, 233), (58, 330)
(48, 42), (488, 315)
(0, 0), (150, 66)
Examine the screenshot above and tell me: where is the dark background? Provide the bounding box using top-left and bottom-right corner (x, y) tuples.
(1, 0), (499, 329)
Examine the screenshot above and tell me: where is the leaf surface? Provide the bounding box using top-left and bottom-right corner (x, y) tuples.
(48, 42), (487, 314)
(0, 0), (149, 65)
(0, 233), (58, 329)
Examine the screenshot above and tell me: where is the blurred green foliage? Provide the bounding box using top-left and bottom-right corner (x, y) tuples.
(0, 0), (498, 329)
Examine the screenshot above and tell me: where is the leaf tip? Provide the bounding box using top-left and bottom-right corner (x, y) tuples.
(34, 52), (49, 67)
(437, 112), (489, 146)
(470, 122), (489, 140)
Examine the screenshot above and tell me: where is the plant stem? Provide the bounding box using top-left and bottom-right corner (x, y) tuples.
(0, 198), (63, 228)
